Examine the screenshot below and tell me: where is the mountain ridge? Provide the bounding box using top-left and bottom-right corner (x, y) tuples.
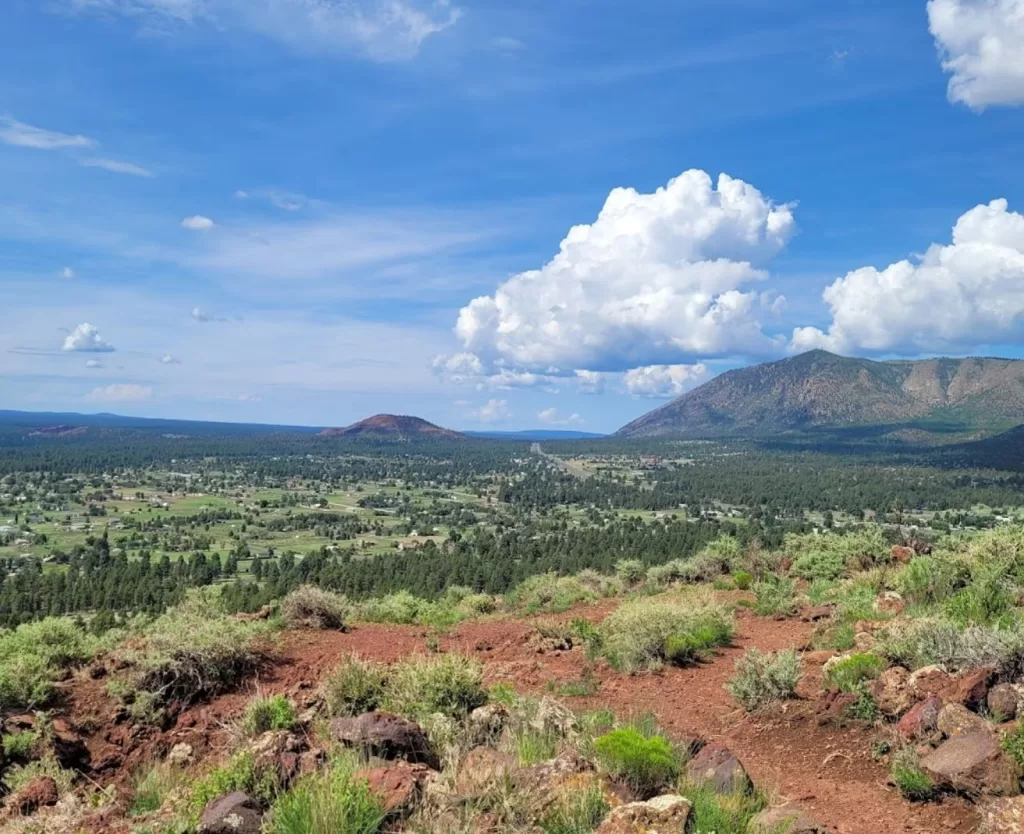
(617, 350), (1024, 438)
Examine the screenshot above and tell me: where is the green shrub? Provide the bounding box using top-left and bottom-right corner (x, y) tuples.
(615, 559), (647, 585)
(322, 656), (386, 718)
(786, 529), (887, 581)
(733, 570), (753, 591)
(1002, 722), (1024, 771)
(507, 574), (600, 614)
(944, 563), (1017, 627)
(0, 618), (100, 710)
(190, 751), (284, 816)
(727, 648), (802, 712)
(752, 576), (797, 617)
(281, 586), (349, 630)
(2, 729), (39, 759)
(593, 728), (679, 798)
(538, 783), (609, 834)
(265, 763), (385, 834)
(890, 747), (935, 801)
(354, 591), (428, 625)
(240, 693), (297, 737)
(877, 617), (1024, 674)
(122, 589), (273, 711)
(823, 653), (886, 693)
(598, 597), (734, 672)
(896, 556), (968, 609)
(381, 653), (486, 720)
(3, 754), (74, 796)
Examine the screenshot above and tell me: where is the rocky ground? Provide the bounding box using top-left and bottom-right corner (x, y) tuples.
(5, 588), (1024, 833)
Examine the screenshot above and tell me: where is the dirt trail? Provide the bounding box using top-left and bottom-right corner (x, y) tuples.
(60, 599), (980, 834)
(274, 604), (980, 834)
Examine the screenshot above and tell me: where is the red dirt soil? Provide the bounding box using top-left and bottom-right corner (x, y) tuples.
(59, 599), (980, 834)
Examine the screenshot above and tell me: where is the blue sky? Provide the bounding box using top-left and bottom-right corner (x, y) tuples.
(3, 0), (1024, 433)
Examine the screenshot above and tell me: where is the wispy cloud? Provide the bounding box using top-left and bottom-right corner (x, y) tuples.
(61, 0), (463, 62)
(0, 117), (95, 150)
(85, 383), (152, 402)
(80, 157), (154, 177)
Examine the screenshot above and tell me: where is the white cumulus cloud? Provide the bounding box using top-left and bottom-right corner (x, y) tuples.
(471, 398), (510, 423)
(623, 363), (710, 398)
(791, 198), (1024, 354)
(160, 353), (180, 364)
(537, 408), (583, 425)
(60, 267), (75, 279)
(574, 370), (606, 395)
(85, 383), (152, 402)
(181, 215), (215, 231)
(928, 0), (1024, 109)
(62, 323), (115, 353)
(454, 169), (794, 375)
(85, 359), (103, 369)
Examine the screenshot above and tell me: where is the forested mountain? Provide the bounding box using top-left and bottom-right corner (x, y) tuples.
(318, 414), (464, 440)
(618, 350), (1024, 439)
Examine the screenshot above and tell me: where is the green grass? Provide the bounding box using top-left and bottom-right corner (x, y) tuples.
(380, 653), (487, 720)
(684, 781), (767, 833)
(265, 762), (385, 834)
(189, 752), (284, 818)
(593, 728), (679, 798)
(538, 783), (609, 834)
(239, 693), (297, 737)
(823, 653), (886, 693)
(890, 748), (936, 801)
(322, 656), (386, 718)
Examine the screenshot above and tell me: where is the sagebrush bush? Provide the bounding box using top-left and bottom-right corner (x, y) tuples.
(615, 559), (647, 585)
(752, 576), (797, 617)
(733, 570), (754, 591)
(122, 589), (273, 711)
(506, 574), (601, 614)
(239, 693), (297, 737)
(593, 728), (679, 798)
(354, 591), (427, 625)
(896, 556), (968, 609)
(281, 586), (349, 630)
(598, 596), (734, 672)
(266, 763), (385, 834)
(322, 655), (386, 717)
(786, 528), (888, 581)
(381, 653), (486, 719)
(727, 648), (802, 712)
(0, 617), (100, 709)
(824, 653), (886, 693)
(877, 616), (1024, 674)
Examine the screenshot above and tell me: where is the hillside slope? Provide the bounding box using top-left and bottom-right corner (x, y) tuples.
(618, 350), (1024, 438)
(319, 414), (464, 440)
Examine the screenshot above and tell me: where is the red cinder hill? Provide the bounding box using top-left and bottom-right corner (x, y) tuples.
(318, 414), (464, 440)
